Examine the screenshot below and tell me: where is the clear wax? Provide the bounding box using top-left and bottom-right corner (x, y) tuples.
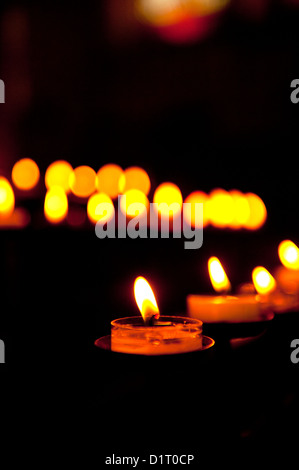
(111, 316), (203, 355)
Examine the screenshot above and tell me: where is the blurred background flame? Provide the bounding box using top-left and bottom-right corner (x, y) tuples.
(0, 0), (297, 236)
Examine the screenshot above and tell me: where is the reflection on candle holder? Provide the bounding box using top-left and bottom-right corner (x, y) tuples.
(111, 315), (203, 355)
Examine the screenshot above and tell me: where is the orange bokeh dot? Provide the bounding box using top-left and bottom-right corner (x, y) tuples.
(184, 191), (209, 228)
(45, 160), (73, 193)
(153, 182), (183, 218)
(96, 164), (124, 199)
(119, 166), (151, 196)
(12, 158), (40, 191)
(87, 192), (115, 224)
(208, 189), (234, 228)
(229, 190), (250, 229)
(120, 189), (149, 218)
(244, 193), (267, 230)
(0, 177), (15, 217)
(44, 186), (68, 224)
(69, 166), (97, 198)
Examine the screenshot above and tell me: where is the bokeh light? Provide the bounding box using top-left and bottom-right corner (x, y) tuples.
(0, 177), (15, 217)
(69, 166), (97, 198)
(96, 164), (124, 199)
(135, 0), (230, 43)
(87, 192), (115, 224)
(45, 160), (73, 193)
(184, 191), (209, 227)
(119, 166), (151, 196)
(153, 182), (183, 218)
(278, 240), (299, 270)
(208, 189), (234, 228)
(44, 186), (68, 224)
(252, 266), (276, 295)
(229, 190), (250, 229)
(12, 158), (40, 191)
(244, 193), (267, 230)
(120, 189), (149, 217)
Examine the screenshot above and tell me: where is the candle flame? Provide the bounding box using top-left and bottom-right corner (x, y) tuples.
(0, 177), (15, 217)
(134, 276), (160, 324)
(252, 266), (276, 295)
(153, 182), (183, 218)
(44, 186), (68, 224)
(45, 160), (73, 194)
(278, 240), (299, 270)
(12, 158), (40, 191)
(208, 256), (231, 293)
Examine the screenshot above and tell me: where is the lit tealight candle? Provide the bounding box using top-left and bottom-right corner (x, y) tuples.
(187, 257), (273, 323)
(253, 261), (299, 314)
(275, 240), (299, 294)
(98, 276), (207, 356)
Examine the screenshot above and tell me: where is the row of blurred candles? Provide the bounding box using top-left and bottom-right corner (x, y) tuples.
(0, 158), (266, 230)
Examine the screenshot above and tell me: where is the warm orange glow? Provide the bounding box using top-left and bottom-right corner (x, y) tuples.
(119, 166), (151, 196)
(229, 190), (250, 228)
(153, 182), (183, 218)
(45, 160), (73, 193)
(208, 256), (231, 293)
(184, 191), (209, 227)
(0, 177), (15, 217)
(278, 240), (299, 270)
(134, 276), (160, 324)
(208, 189), (234, 228)
(252, 266), (276, 295)
(96, 164), (124, 199)
(69, 166), (97, 198)
(44, 186), (68, 223)
(0, 207), (30, 228)
(11, 158), (40, 191)
(135, 0), (230, 27)
(244, 193), (267, 230)
(120, 189), (149, 217)
(87, 192), (114, 224)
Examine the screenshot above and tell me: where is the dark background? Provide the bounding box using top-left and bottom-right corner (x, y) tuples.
(0, 0), (298, 465)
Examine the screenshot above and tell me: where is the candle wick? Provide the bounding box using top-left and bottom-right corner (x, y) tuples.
(146, 313), (160, 326)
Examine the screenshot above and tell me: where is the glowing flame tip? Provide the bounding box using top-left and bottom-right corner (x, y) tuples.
(208, 256), (231, 294)
(134, 276), (159, 324)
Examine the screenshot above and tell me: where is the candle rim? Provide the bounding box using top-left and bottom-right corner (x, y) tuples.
(111, 315), (203, 330)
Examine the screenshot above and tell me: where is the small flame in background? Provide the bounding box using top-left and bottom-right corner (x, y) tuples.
(278, 240), (299, 270)
(12, 158), (40, 191)
(208, 256), (231, 293)
(134, 276), (160, 324)
(44, 186), (68, 224)
(45, 160), (73, 194)
(252, 266), (277, 295)
(0, 177), (15, 217)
